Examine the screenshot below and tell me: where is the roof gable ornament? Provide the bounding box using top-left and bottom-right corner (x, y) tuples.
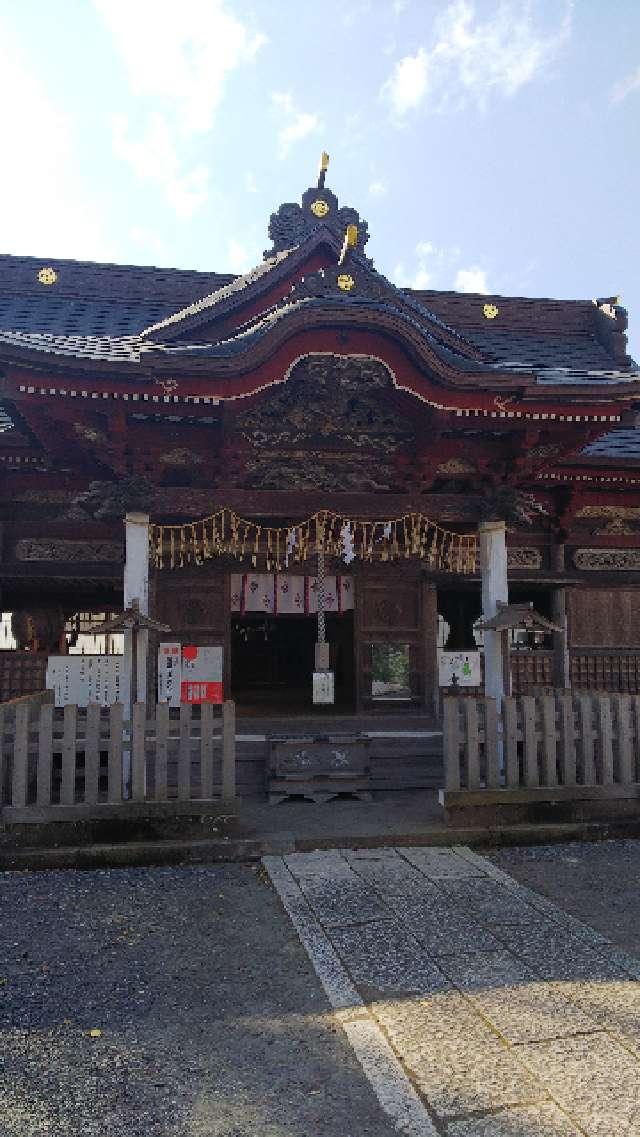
(264, 151), (371, 260)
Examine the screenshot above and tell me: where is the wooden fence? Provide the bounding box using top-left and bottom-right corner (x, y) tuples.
(444, 692), (640, 793)
(0, 700), (236, 822)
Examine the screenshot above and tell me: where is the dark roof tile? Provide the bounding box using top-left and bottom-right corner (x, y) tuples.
(583, 428), (640, 460)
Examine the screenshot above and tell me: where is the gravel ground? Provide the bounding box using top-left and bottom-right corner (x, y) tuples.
(488, 838), (640, 959)
(0, 863), (399, 1137)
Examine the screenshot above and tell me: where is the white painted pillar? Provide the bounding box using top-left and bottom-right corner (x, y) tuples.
(123, 511), (150, 796)
(124, 511), (150, 697)
(479, 520), (509, 704)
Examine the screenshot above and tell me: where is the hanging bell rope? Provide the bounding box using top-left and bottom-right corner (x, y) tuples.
(149, 509), (477, 574)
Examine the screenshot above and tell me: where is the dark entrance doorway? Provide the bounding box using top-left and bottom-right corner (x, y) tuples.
(231, 613), (355, 712)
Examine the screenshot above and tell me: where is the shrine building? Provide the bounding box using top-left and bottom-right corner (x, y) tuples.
(0, 158), (639, 714)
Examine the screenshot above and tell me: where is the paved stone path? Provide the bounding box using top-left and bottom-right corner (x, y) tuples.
(264, 845), (640, 1136)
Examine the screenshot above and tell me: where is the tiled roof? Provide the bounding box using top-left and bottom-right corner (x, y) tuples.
(0, 253), (231, 302)
(582, 428), (640, 460)
(464, 330), (618, 371)
(0, 329), (142, 362)
(0, 295), (174, 337)
(141, 249), (294, 337)
(0, 252), (635, 380)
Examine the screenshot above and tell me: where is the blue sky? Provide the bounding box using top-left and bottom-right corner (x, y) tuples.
(1, 0), (639, 358)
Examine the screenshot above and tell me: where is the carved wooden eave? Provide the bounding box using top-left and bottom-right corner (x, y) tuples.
(0, 170), (639, 497)
(0, 322), (634, 429)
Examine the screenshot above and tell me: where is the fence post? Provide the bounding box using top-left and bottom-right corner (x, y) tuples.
(155, 702), (169, 801)
(541, 695), (558, 787)
(178, 704), (192, 800)
(578, 694), (595, 784)
(614, 694), (632, 784)
(559, 692), (576, 786)
(12, 703), (29, 808)
(131, 702), (147, 802)
(108, 703), (124, 803)
(222, 699), (236, 803)
(484, 698), (500, 788)
(60, 704), (77, 806)
(84, 704), (101, 805)
(465, 700), (480, 789)
(522, 696), (539, 787)
(443, 698), (461, 790)
(200, 702), (214, 799)
(37, 703), (53, 807)
(503, 697), (519, 787)
(597, 696), (614, 785)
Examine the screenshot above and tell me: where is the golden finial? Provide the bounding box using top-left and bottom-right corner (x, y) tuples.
(338, 224), (358, 266)
(317, 151), (329, 189)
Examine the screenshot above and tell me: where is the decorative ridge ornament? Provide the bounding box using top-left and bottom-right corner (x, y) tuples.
(37, 267), (57, 286)
(264, 156), (371, 260)
(483, 303), (499, 319)
(317, 150), (330, 189)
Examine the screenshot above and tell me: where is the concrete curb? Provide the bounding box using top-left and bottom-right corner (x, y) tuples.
(2, 815), (640, 871)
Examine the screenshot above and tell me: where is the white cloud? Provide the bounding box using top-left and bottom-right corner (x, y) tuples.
(95, 0), (266, 215)
(271, 92), (322, 159)
(343, 1), (372, 28)
(112, 114), (209, 219)
(383, 47), (429, 116)
(394, 241), (489, 293)
(455, 266), (489, 292)
(382, 0), (572, 119)
(94, 0), (266, 136)
(368, 179), (388, 198)
(610, 65), (640, 105)
(0, 28), (108, 260)
(245, 172), (259, 194)
(225, 238), (258, 275)
(130, 226), (168, 262)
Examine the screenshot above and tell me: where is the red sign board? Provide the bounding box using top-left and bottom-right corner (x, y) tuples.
(180, 680), (223, 704)
(179, 645), (223, 704)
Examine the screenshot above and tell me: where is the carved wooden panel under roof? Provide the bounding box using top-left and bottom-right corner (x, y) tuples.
(227, 355), (418, 492)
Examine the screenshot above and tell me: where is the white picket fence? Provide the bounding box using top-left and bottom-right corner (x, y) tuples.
(444, 692), (640, 792)
(1, 700), (236, 821)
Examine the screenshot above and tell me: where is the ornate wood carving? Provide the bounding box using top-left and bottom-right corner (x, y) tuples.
(265, 186), (370, 258)
(233, 356), (416, 492)
(507, 547), (542, 569)
(573, 548), (640, 571)
(14, 539), (124, 562)
(575, 506), (640, 520)
(236, 356), (414, 451)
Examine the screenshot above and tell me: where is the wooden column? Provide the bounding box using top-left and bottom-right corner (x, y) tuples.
(550, 544), (570, 690)
(479, 521), (509, 703)
(552, 587), (571, 689)
(123, 511), (150, 797)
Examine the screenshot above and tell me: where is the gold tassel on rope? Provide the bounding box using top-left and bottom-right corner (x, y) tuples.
(149, 508), (476, 575)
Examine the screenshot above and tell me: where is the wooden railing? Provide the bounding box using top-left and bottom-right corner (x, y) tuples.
(442, 650), (640, 697)
(510, 651), (554, 694)
(444, 692), (640, 792)
(1, 701), (237, 822)
(570, 650), (640, 693)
